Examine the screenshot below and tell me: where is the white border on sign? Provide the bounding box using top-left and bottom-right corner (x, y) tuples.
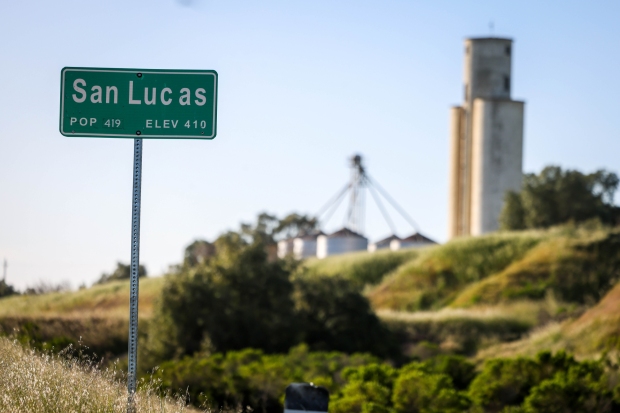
(60, 68), (217, 139)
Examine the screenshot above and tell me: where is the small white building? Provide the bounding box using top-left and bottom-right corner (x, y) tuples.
(277, 238), (295, 259)
(317, 227), (368, 259)
(368, 234), (401, 252)
(390, 232), (436, 250)
(293, 231), (324, 259)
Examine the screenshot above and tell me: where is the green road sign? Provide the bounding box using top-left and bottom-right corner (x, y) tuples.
(59, 67), (217, 139)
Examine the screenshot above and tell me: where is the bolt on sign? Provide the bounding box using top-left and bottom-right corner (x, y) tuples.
(59, 67), (218, 139)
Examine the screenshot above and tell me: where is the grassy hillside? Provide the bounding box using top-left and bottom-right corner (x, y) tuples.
(2, 224), (619, 362)
(301, 247), (420, 287)
(0, 276), (164, 319)
(0, 277), (164, 358)
(478, 278), (620, 361)
(0, 336), (200, 412)
(368, 231), (546, 310)
(368, 226), (620, 312)
(451, 228), (620, 307)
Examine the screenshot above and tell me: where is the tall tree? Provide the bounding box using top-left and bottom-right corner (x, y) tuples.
(501, 166), (619, 230)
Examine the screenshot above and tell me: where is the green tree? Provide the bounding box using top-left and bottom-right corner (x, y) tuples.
(468, 357), (542, 412)
(183, 239), (215, 267)
(275, 213), (318, 240)
(0, 279), (17, 298)
(420, 355), (476, 391)
(500, 166), (619, 230)
(523, 362), (616, 413)
(293, 274), (398, 357)
(331, 364), (398, 413)
(148, 242), (297, 360)
(95, 261), (146, 284)
(392, 369), (470, 413)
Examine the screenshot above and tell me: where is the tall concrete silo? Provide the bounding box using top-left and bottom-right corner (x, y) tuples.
(448, 37), (525, 238)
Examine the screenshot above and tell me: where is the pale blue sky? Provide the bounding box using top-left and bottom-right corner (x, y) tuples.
(1, 1), (618, 289)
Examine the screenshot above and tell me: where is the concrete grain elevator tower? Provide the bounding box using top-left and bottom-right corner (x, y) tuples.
(448, 37), (525, 238)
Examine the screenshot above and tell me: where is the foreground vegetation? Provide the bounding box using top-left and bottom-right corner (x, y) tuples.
(2, 212), (620, 411)
(152, 343), (620, 412)
(0, 336), (198, 413)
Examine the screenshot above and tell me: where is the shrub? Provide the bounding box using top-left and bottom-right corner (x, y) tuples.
(392, 369), (470, 413)
(523, 363), (616, 412)
(146, 240), (396, 363)
(293, 275), (398, 358)
(148, 242), (297, 360)
(468, 357), (543, 412)
(153, 344), (378, 412)
(420, 355), (476, 391)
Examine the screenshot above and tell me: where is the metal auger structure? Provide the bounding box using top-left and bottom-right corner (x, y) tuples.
(277, 154), (436, 260)
(316, 154), (422, 238)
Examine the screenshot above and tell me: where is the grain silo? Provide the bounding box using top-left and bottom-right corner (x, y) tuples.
(390, 232), (436, 250)
(368, 234), (401, 252)
(293, 231), (325, 259)
(317, 228), (368, 259)
(448, 37), (525, 238)
(277, 238), (294, 259)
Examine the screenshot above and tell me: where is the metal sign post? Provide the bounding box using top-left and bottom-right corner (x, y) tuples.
(59, 67), (218, 413)
(127, 138), (142, 411)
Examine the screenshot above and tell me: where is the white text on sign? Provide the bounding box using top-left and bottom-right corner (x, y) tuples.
(72, 79), (207, 106)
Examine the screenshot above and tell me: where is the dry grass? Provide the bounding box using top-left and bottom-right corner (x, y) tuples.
(0, 336), (202, 412)
(477, 280), (620, 361)
(379, 304), (537, 357)
(378, 300), (543, 326)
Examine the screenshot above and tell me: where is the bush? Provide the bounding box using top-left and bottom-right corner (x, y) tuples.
(523, 363), (616, 412)
(153, 345), (378, 412)
(392, 369), (470, 413)
(468, 357), (543, 412)
(420, 355), (476, 391)
(148, 242), (297, 360)
(145, 236), (395, 364)
(293, 274), (398, 358)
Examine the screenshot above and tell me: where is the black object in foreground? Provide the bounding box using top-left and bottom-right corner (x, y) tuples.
(284, 383), (329, 413)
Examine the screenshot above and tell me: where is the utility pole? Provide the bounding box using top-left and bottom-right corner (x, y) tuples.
(2, 259), (6, 282)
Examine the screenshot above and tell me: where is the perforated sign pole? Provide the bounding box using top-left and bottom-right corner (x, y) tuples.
(127, 138), (142, 412)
